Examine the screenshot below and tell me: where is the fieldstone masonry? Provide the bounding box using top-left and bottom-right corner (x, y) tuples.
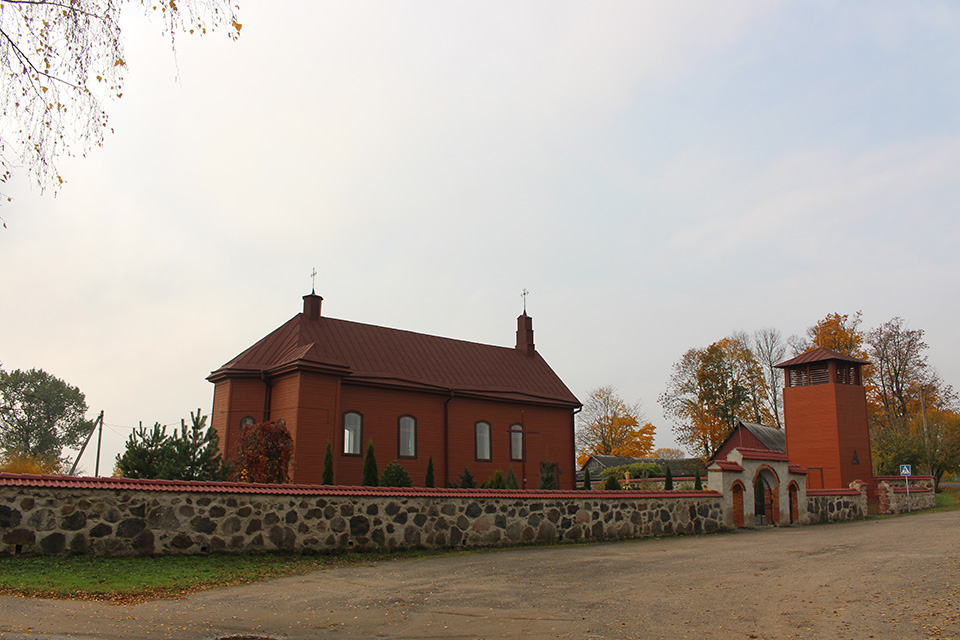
(806, 484), (868, 524)
(0, 476), (725, 557)
(876, 477), (935, 515)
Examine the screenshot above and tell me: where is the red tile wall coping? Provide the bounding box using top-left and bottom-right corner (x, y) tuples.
(736, 448), (791, 461)
(806, 488), (863, 496)
(708, 461), (744, 472)
(0, 473), (720, 499)
(874, 475), (934, 482)
(890, 487), (932, 494)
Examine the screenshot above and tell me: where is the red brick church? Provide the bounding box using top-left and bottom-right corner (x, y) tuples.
(208, 292), (581, 488)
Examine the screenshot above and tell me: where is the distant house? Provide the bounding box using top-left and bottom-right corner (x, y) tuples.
(579, 454), (703, 481)
(208, 292), (581, 488)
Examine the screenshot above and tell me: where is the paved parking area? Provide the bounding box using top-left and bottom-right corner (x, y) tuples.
(1, 510), (958, 640)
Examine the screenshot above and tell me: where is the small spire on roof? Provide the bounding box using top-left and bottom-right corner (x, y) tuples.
(310, 267), (318, 294)
(521, 288), (529, 315)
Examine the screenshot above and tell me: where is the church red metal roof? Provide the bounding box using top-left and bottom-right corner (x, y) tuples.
(775, 347), (870, 368)
(209, 304), (580, 408)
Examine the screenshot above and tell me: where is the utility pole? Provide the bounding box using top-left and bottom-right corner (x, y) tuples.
(69, 410), (103, 476)
(95, 414), (104, 477)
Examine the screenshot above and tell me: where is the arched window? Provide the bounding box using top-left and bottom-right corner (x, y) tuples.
(510, 424), (523, 461)
(475, 421), (491, 461)
(399, 415), (416, 458)
(343, 411), (362, 455)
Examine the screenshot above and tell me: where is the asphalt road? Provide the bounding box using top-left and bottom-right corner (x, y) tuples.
(1, 510), (958, 640)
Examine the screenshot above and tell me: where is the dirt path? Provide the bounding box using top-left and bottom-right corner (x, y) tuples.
(1, 510), (958, 640)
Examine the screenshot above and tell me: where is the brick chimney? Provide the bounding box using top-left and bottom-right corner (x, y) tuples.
(303, 292), (323, 321)
(516, 313), (535, 356)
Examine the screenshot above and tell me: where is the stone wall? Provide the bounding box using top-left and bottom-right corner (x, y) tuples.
(806, 484), (868, 524)
(876, 481), (935, 515)
(0, 475), (725, 557)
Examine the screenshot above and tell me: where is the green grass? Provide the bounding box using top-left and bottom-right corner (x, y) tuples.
(0, 552), (423, 603)
(934, 487), (960, 511)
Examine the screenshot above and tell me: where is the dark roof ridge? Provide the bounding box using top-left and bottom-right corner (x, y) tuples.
(775, 346), (870, 368)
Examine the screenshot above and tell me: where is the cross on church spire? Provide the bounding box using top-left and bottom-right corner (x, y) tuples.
(521, 288), (529, 314)
(310, 267), (317, 294)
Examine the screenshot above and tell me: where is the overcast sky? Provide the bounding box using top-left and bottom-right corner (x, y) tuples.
(2, 1), (958, 473)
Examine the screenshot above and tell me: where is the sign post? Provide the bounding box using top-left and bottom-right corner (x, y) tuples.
(900, 464), (912, 512)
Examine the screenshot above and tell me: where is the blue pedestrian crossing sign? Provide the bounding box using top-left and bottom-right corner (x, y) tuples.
(900, 464), (912, 476)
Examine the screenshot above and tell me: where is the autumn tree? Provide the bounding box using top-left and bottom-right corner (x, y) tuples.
(865, 317), (960, 488)
(652, 447), (685, 460)
(660, 337), (771, 458)
(0, 0), (241, 210)
(233, 419), (293, 484)
(805, 311), (867, 359)
(920, 407), (960, 492)
(575, 386), (654, 466)
(867, 317), (931, 421)
(0, 367), (90, 469)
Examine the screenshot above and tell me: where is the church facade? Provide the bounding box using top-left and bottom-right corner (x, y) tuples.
(208, 293), (581, 488)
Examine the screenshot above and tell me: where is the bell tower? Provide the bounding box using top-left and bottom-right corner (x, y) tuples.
(775, 348), (874, 493)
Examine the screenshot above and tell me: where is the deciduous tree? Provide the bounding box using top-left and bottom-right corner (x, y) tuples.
(233, 418), (293, 484)
(753, 327), (787, 428)
(652, 447), (685, 460)
(575, 386), (654, 465)
(805, 311), (867, 359)
(0, 0), (241, 211)
(659, 337), (768, 458)
(0, 367), (89, 468)
(865, 317), (959, 487)
(867, 317), (930, 421)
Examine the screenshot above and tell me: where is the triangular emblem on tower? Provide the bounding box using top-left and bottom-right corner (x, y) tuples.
(852, 449), (860, 465)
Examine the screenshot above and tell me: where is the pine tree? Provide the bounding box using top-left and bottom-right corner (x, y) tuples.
(582, 467), (592, 491)
(380, 460), (412, 487)
(694, 467), (702, 491)
(603, 474), (621, 490)
(664, 464), (674, 490)
(505, 467), (519, 489)
(322, 441), (334, 485)
(425, 456), (435, 488)
(458, 466), (476, 489)
(116, 410), (229, 481)
(538, 461), (558, 489)
(483, 470), (506, 489)
(362, 440), (379, 487)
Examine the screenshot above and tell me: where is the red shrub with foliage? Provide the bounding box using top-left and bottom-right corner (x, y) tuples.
(233, 419), (293, 484)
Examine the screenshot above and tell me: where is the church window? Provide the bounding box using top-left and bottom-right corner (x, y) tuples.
(475, 421), (491, 461)
(510, 424), (523, 461)
(343, 411), (362, 455)
(399, 415), (416, 458)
